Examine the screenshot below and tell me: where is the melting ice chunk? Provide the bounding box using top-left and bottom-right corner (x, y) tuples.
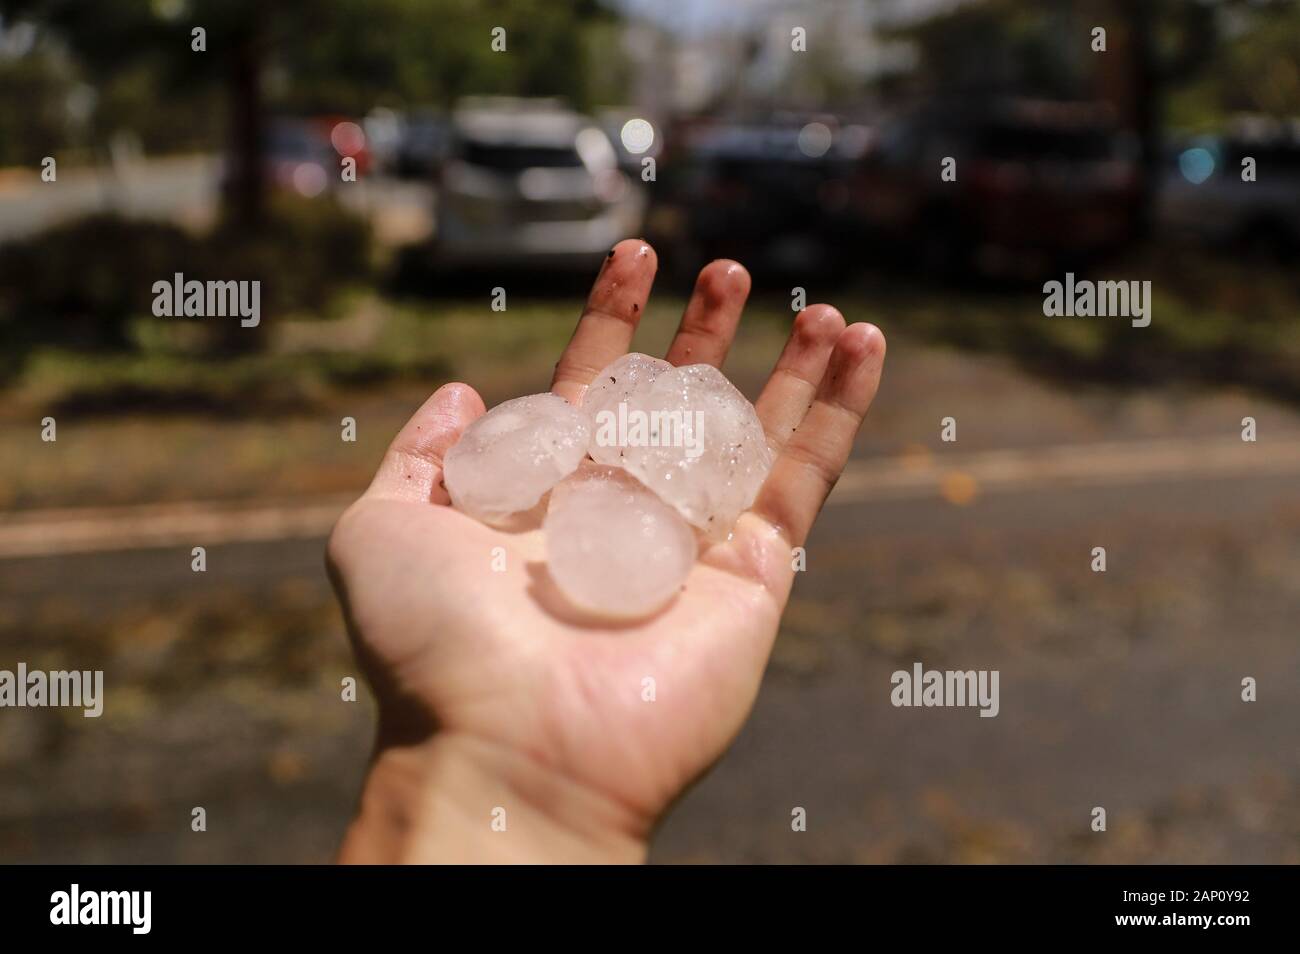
(615, 362), (773, 539)
(584, 352), (673, 466)
(444, 393), (590, 524)
(544, 464), (696, 618)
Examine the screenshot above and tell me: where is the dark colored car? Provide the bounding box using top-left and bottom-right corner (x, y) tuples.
(651, 115), (869, 283)
(394, 111), (450, 179)
(851, 99), (1141, 276)
(1158, 121), (1300, 259)
(225, 116), (371, 199)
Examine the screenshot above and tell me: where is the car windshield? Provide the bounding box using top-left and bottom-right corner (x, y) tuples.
(460, 141), (584, 171)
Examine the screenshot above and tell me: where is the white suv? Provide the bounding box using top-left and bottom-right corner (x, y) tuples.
(434, 98), (645, 268)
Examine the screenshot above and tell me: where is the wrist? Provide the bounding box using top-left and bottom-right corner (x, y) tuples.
(338, 730), (649, 864)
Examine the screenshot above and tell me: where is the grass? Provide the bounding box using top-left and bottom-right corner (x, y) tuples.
(1, 244), (1297, 511)
(0, 292), (793, 510)
(870, 247), (1300, 400)
(7, 241), (1298, 417)
(3, 290), (799, 419)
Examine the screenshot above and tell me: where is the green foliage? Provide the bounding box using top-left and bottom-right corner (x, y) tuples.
(0, 53), (76, 165)
(205, 194), (372, 319)
(0, 197), (372, 369)
(16, 344), (447, 417)
(874, 249), (1300, 403)
(1167, 1), (1300, 129)
(273, 0), (620, 114)
(885, 0), (1086, 98)
(0, 214), (196, 354)
(0, 0), (623, 159)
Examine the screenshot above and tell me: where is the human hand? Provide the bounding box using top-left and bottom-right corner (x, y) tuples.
(328, 239), (886, 862)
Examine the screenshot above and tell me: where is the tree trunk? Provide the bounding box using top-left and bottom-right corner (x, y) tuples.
(228, 28), (265, 229)
(1127, 0), (1158, 241)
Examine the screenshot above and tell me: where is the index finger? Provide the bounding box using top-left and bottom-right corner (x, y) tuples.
(550, 238), (657, 404)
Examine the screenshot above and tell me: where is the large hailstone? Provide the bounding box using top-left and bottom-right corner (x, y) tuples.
(589, 356), (773, 540)
(443, 393), (590, 524)
(544, 464), (696, 617)
(583, 352), (673, 466)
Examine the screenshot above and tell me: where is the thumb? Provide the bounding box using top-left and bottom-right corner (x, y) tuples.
(367, 382), (486, 503)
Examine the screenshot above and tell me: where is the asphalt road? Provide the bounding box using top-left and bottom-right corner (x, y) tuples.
(2, 429), (1297, 863)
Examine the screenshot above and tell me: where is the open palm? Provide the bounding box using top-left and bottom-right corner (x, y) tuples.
(328, 240), (885, 860)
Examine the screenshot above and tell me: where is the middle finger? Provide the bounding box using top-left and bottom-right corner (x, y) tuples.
(664, 259), (751, 368)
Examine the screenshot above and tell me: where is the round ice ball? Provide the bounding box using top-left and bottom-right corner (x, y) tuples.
(544, 464), (697, 618)
(444, 393), (590, 524)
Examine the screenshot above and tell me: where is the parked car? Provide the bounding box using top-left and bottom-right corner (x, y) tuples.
(393, 109), (450, 179)
(851, 99), (1141, 276)
(652, 114), (868, 282)
(433, 97), (645, 269)
(262, 118), (338, 197)
(243, 116), (370, 198)
(1157, 119), (1300, 259)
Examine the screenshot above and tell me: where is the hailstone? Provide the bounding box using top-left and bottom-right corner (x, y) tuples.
(544, 464), (696, 618)
(443, 393), (590, 524)
(583, 352), (673, 466)
(590, 357), (773, 539)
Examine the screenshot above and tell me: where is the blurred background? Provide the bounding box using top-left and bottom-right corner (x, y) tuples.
(0, 0), (1297, 863)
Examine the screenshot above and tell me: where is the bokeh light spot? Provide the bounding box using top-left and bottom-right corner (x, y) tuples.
(330, 121), (366, 157)
(620, 118), (655, 155)
(797, 122), (833, 158)
(1178, 147), (1215, 185)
